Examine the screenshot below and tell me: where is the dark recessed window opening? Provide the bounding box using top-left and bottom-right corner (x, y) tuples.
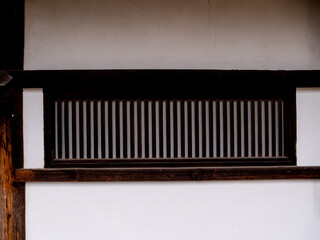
(44, 78), (296, 168)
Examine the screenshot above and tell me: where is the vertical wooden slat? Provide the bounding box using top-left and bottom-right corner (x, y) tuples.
(155, 101), (159, 158)
(223, 100), (228, 157)
(147, 101), (152, 158)
(56, 100), (62, 159)
(85, 100), (90, 159)
(183, 100), (189, 158)
(271, 99), (276, 156)
(130, 101), (135, 158)
(133, 101), (138, 158)
(93, 100), (98, 158)
(258, 100), (262, 157)
(111, 101), (116, 158)
(251, 100), (256, 157)
(194, 101), (199, 157)
(140, 101), (145, 158)
(88, 101), (93, 158)
(119, 101), (123, 158)
(72, 100), (77, 159)
(82, 101), (87, 158)
(237, 100), (241, 157)
(166, 100), (171, 158)
(169, 101), (173, 158)
(216, 100), (221, 157)
(243, 100), (249, 157)
(144, 100), (149, 158)
(208, 101), (214, 157)
(78, 100), (83, 159)
(162, 101), (167, 158)
(264, 100), (269, 157)
(278, 99), (283, 156)
(152, 101), (157, 158)
(136, 101), (142, 158)
(122, 101), (127, 158)
(198, 101), (202, 157)
(64, 100), (69, 159)
(108, 101), (113, 158)
(100, 101), (105, 158)
(229, 100), (234, 157)
(190, 101), (195, 157)
(159, 100), (164, 158)
(202, 100), (207, 158)
(115, 101), (120, 158)
(185, 100), (190, 158)
(178, 101), (185, 157)
(104, 101), (109, 158)
(173, 100), (178, 157)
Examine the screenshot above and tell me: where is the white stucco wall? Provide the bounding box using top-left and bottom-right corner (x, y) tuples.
(297, 89), (320, 166)
(25, 0), (320, 70)
(24, 0), (320, 239)
(26, 181), (320, 240)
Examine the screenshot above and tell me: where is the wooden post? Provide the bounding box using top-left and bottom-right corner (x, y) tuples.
(0, 88), (25, 240)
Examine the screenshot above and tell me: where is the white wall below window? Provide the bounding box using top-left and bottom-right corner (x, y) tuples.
(26, 181), (320, 240)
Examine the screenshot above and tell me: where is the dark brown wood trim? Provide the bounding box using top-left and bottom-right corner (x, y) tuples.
(45, 157), (294, 168)
(5, 70), (320, 89)
(43, 80), (296, 168)
(0, 1), (24, 70)
(15, 166), (320, 182)
(0, 88), (25, 240)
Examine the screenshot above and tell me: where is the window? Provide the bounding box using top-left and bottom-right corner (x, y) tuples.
(43, 71), (296, 168)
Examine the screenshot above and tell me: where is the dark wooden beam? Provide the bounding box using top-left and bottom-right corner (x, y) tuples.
(5, 69), (320, 89)
(0, 88), (24, 240)
(0, 71), (13, 87)
(0, 0), (24, 70)
(15, 166), (320, 182)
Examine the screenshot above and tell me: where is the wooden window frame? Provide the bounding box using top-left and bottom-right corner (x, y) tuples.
(42, 70), (297, 168)
(2, 69), (320, 184)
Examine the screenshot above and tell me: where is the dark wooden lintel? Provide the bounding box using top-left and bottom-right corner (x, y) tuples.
(15, 166), (320, 182)
(4, 69), (320, 89)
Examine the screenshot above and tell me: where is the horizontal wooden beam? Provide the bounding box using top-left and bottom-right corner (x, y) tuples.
(5, 70), (320, 89)
(15, 166), (320, 182)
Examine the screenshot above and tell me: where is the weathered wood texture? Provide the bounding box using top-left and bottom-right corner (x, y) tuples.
(0, 89), (24, 240)
(15, 167), (320, 182)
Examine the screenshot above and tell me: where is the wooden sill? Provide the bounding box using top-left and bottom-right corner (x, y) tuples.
(15, 166), (320, 182)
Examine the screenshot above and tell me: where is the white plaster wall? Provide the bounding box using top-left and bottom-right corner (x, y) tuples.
(26, 181), (320, 240)
(24, 0), (320, 239)
(297, 89), (320, 166)
(25, 0), (320, 70)
(23, 89), (44, 168)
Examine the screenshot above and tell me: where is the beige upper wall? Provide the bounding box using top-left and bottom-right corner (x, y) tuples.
(24, 0), (320, 70)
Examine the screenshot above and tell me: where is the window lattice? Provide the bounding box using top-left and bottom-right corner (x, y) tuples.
(54, 99), (285, 161)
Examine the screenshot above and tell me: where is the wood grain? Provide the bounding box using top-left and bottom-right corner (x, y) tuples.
(0, 89), (25, 240)
(15, 166), (320, 182)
